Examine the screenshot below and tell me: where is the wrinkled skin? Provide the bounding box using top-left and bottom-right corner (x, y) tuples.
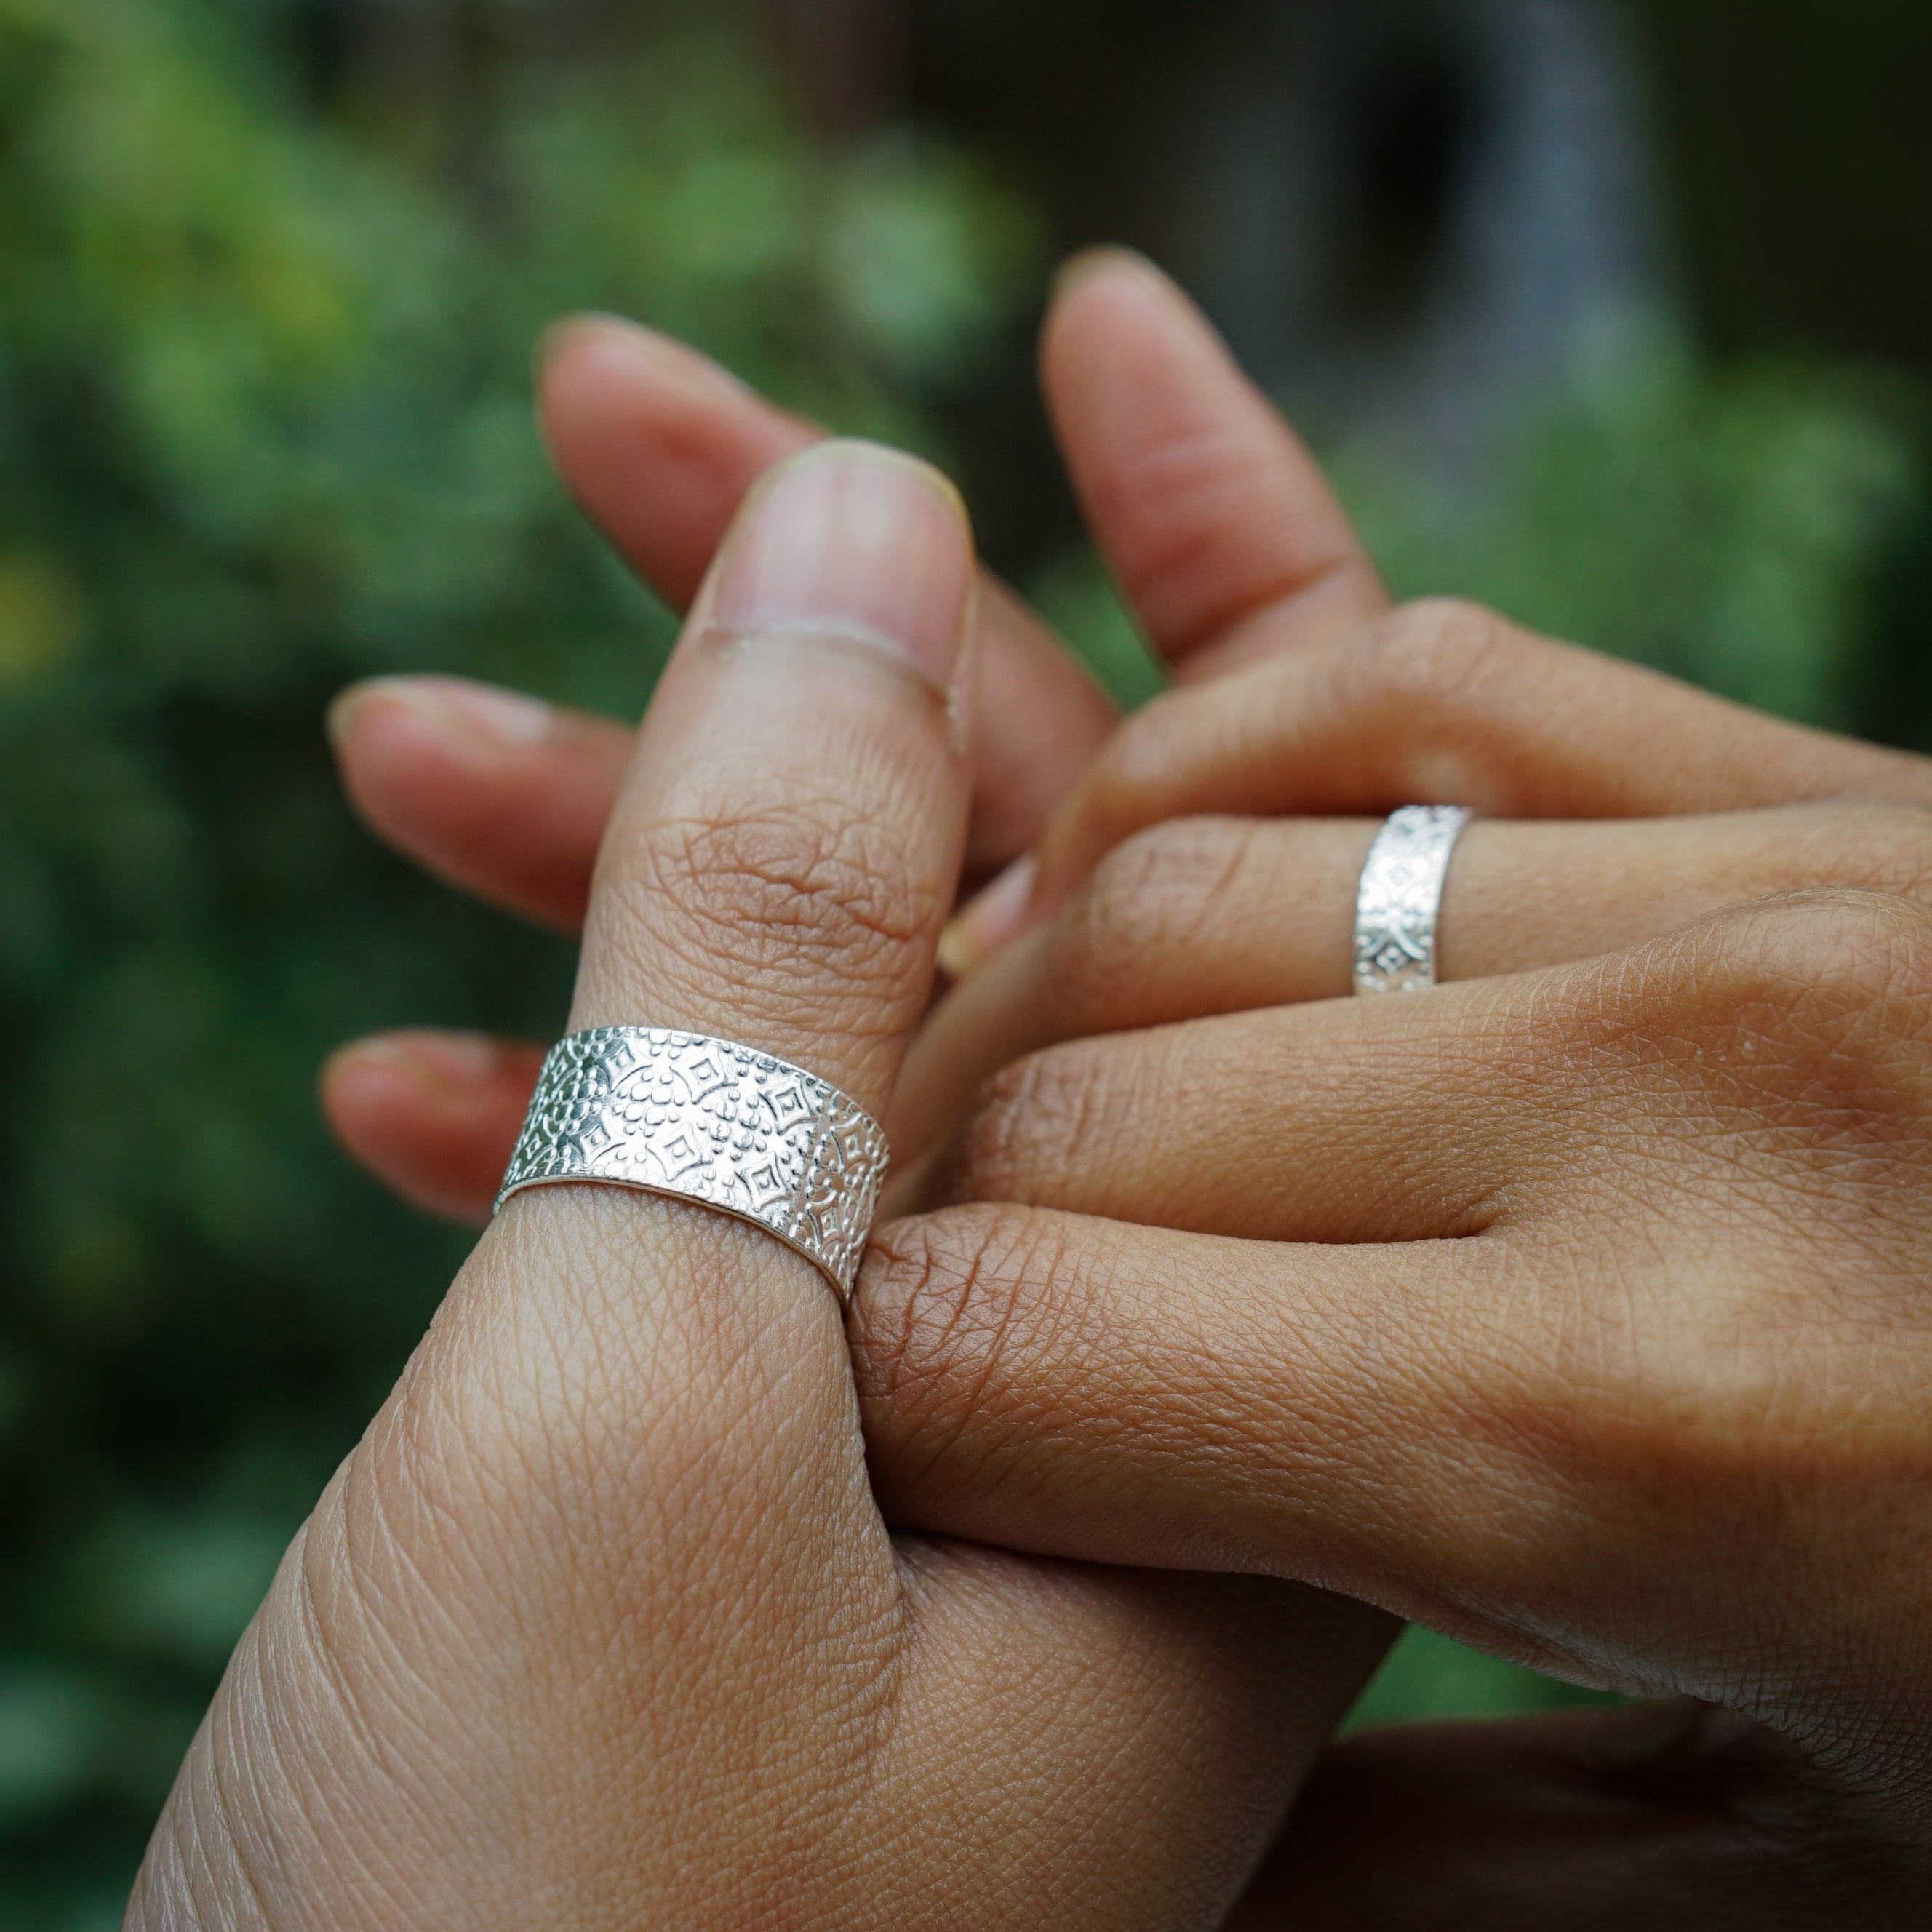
(300, 258), (1932, 1925)
(131, 442), (1386, 1932)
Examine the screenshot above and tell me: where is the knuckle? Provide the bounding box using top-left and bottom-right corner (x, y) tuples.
(1479, 892), (1932, 1589)
(1568, 888), (1932, 1175)
(1053, 818), (1249, 1007)
(1500, 1317), (1883, 1572)
(1703, 887), (1932, 1048)
(942, 1042), (1119, 1206)
(1338, 599), (1544, 805)
(628, 799), (939, 991)
(1355, 598), (1528, 719)
(851, 1204), (1074, 1419)
(1502, 1253), (1932, 1578)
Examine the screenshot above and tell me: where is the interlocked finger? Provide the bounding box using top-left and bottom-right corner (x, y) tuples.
(944, 601), (1932, 971)
(859, 893), (1932, 1750)
(897, 802), (1932, 1165)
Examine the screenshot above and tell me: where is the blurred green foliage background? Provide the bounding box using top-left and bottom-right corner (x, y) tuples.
(0, 0), (1926, 1920)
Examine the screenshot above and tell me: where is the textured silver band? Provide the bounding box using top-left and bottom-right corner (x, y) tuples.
(494, 1028), (890, 1299)
(1354, 806), (1473, 995)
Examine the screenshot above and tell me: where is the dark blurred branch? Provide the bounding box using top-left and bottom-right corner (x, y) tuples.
(1628, 0), (1932, 375)
(770, 0), (910, 140)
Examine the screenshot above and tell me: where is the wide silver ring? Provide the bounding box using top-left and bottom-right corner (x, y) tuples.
(494, 1027), (890, 1301)
(1353, 806), (1473, 996)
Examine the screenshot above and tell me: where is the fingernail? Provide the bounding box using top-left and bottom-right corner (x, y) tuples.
(333, 1032), (507, 1095)
(327, 676), (554, 754)
(707, 440), (972, 692)
(536, 314), (751, 404)
(938, 853), (1038, 978)
(1052, 245), (1173, 303)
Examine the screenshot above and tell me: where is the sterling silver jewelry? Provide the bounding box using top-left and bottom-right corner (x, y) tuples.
(494, 1028), (889, 1300)
(1353, 806), (1473, 996)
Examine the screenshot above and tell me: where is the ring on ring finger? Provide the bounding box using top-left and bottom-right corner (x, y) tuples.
(1353, 806), (1474, 996)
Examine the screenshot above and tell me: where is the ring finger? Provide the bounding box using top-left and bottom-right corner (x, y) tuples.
(895, 801), (1932, 1165)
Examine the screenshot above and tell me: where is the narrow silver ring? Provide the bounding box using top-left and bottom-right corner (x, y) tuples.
(1354, 806), (1474, 996)
(494, 1028), (889, 1301)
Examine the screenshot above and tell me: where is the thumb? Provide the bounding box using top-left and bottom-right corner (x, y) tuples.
(570, 436), (972, 1109)
(486, 437), (975, 1694)
(477, 434), (973, 1575)
(383, 439), (975, 1904)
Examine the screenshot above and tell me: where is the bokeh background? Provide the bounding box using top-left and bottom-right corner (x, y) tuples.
(1, 0), (1929, 1917)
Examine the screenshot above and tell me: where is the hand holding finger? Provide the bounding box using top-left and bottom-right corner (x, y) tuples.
(149, 441), (1384, 1931)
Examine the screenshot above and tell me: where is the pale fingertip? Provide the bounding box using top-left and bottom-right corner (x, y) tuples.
(327, 676), (555, 757)
(318, 1036), (408, 1126)
(334, 1030), (514, 1090)
(1049, 247), (1208, 337)
(706, 439), (973, 694)
(323, 680), (375, 754)
(938, 851), (1038, 978)
(535, 312), (751, 405)
(1051, 244), (1164, 303)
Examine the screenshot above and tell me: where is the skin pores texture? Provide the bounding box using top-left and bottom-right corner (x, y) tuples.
(130, 442), (1389, 1932)
(845, 887), (1932, 1920)
(305, 268), (1932, 1921)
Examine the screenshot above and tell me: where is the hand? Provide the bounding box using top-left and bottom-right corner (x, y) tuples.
(898, 607), (1932, 1162)
(825, 627), (1932, 1923)
(130, 441), (1384, 1930)
(858, 874), (1932, 1925)
(319, 252), (1385, 1221)
(300, 261), (1932, 1917)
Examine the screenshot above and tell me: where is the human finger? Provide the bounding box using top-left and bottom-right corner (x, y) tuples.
(899, 802), (1932, 1162)
(1227, 1704), (1928, 1929)
(328, 678), (632, 929)
(941, 599), (1932, 972)
(850, 1203), (1506, 1589)
(321, 1031), (540, 1225)
(916, 977), (1554, 1244)
(1042, 251), (1386, 673)
(537, 314), (817, 609)
(857, 894), (1932, 1704)
(541, 316), (1115, 877)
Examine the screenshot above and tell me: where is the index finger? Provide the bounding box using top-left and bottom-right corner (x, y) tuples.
(1041, 252), (1388, 675)
(543, 318), (1116, 875)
